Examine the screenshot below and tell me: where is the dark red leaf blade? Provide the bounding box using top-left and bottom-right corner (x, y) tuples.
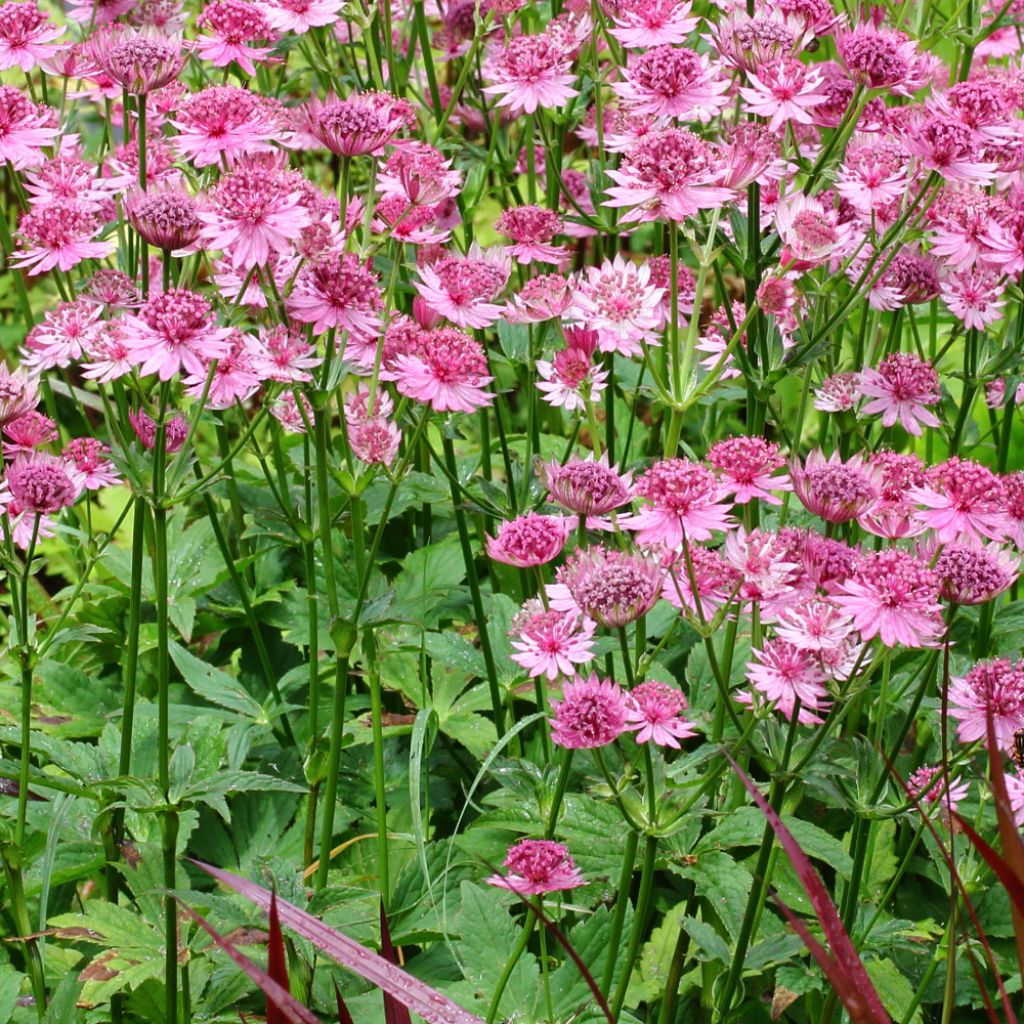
(379, 902), (413, 1024)
(267, 890), (290, 1024)
(179, 902), (321, 1024)
(724, 754), (890, 1024)
(334, 981), (354, 1024)
(192, 859), (484, 1024)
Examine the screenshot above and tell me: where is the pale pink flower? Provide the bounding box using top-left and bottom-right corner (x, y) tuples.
(605, 128), (734, 224)
(1005, 769), (1024, 827)
(81, 269), (140, 311)
(172, 86), (280, 167)
(1003, 472), (1024, 550)
(21, 300), (102, 372)
(723, 528), (800, 617)
(11, 201), (114, 275)
(903, 113), (997, 185)
(744, 639), (831, 724)
(907, 765), (969, 814)
(183, 330), (262, 409)
(706, 436), (791, 505)
(486, 512), (571, 568)
(628, 459), (733, 547)
(568, 255), (663, 356)
(774, 193), (853, 269)
(414, 246), (509, 329)
(259, 0), (344, 33)
(129, 408), (189, 452)
(909, 457), (1009, 544)
(833, 548), (943, 648)
(306, 91), (415, 157)
(0, 2), (63, 72)
(482, 32), (578, 117)
(485, 839), (585, 894)
(859, 450), (928, 540)
(941, 267), (1005, 330)
(287, 253), (383, 338)
(982, 211), (1024, 275)
(789, 449), (881, 524)
(85, 25), (185, 94)
(392, 327), (494, 413)
(934, 542), (1018, 605)
(510, 601), (596, 680)
(2, 412), (54, 457)
(540, 455), (632, 519)
(250, 324), (320, 383)
(739, 58), (827, 132)
(774, 597), (854, 652)
(536, 327), (609, 412)
(608, 0), (698, 47)
(123, 288), (233, 381)
(857, 353), (941, 436)
(556, 546), (663, 628)
(269, 391), (313, 434)
(835, 134), (911, 215)
(495, 206), (566, 266)
(23, 152), (114, 213)
(5, 451), (81, 514)
(343, 390), (401, 467)
(550, 672), (629, 748)
(614, 46), (729, 121)
(775, 0), (842, 35)
(928, 187), (997, 269)
(505, 274), (575, 323)
(372, 197), (450, 246)
(661, 544), (740, 619)
(813, 371), (860, 413)
(948, 658), (1024, 750)
(378, 143), (463, 206)
(62, 437), (120, 490)
(624, 681), (697, 748)
(81, 322), (135, 383)
(196, 0), (273, 75)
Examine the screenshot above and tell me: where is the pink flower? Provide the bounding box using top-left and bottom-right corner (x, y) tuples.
(836, 25), (915, 89)
(550, 672), (628, 748)
(605, 127), (734, 224)
(608, 0), (698, 47)
(661, 544), (740, 619)
(624, 681), (698, 748)
(250, 324), (321, 383)
(259, 0), (344, 34)
(934, 542), (1018, 605)
(789, 449), (881, 524)
(744, 639), (831, 724)
(129, 408), (189, 452)
(833, 549), (943, 648)
(813, 372), (860, 413)
(536, 328), (609, 411)
(392, 327), (494, 413)
(941, 267), (1005, 330)
(482, 32), (578, 117)
(62, 437), (120, 490)
(903, 114), (997, 185)
(0, 363), (38, 427)
(539, 455), (632, 518)
(723, 528), (800, 615)
(123, 288), (233, 381)
(859, 450), (928, 540)
(857, 353), (941, 436)
(196, 0), (273, 75)
(414, 246), (509, 329)
(568, 255), (664, 356)
(199, 162), (311, 269)
(510, 601), (596, 680)
(485, 839), (585, 894)
(738, 58), (828, 132)
(907, 765), (969, 814)
(306, 91), (415, 157)
(379, 143), (463, 206)
(287, 253), (383, 338)
(67, 0), (135, 25)
(82, 322), (135, 383)
(614, 46), (729, 121)
(3, 411), (55, 456)
(628, 459), (733, 547)
(126, 187), (202, 252)
(774, 597), (854, 652)
(269, 391), (312, 434)
(556, 546), (662, 628)
(0, 2), (63, 72)
(85, 25), (185, 95)
(774, 193), (853, 269)
(172, 86), (280, 167)
(495, 206), (566, 266)
(5, 451), (81, 513)
(908, 457), (1008, 544)
(706, 436), (791, 505)
(183, 330), (262, 409)
(21, 299), (102, 372)
(948, 658), (1024, 750)
(486, 512), (571, 568)
(11, 201), (114, 275)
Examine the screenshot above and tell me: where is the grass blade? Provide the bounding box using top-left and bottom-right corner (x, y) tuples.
(267, 890), (290, 1024)
(379, 901), (412, 1024)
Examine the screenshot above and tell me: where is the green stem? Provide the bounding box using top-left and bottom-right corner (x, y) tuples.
(610, 835), (658, 1019)
(365, 629), (390, 907)
(600, 828), (639, 995)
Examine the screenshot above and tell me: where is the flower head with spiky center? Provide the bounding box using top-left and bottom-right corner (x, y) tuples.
(608, 0), (698, 47)
(495, 205), (566, 266)
(392, 327), (494, 413)
(486, 512), (571, 568)
(628, 459), (733, 547)
(707, 436), (791, 505)
(306, 91), (416, 156)
(744, 639), (831, 724)
(907, 765), (969, 813)
(0, 2), (63, 72)
(171, 86), (280, 167)
(0, 86), (58, 169)
(857, 353), (941, 435)
(948, 658), (1024, 750)
(260, 0), (345, 34)
(614, 46), (730, 122)
(934, 542), (1018, 605)
(814, 371), (860, 413)
(510, 600), (596, 681)
(550, 672), (629, 749)
(85, 25), (185, 94)
(287, 252), (383, 338)
(12, 200), (114, 276)
(126, 187), (202, 251)
(414, 246), (509, 329)
(624, 681), (698, 748)
(790, 449), (881, 524)
(837, 25), (915, 88)
(196, 0), (273, 75)
(62, 437), (119, 490)
(557, 546), (663, 628)
(486, 839), (586, 894)
(909, 456), (1008, 544)
(5, 451), (81, 514)
(540, 456), (632, 518)
(482, 32), (578, 117)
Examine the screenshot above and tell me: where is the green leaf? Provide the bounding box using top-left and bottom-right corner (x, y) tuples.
(392, 536), (467, 628)
(865, 958), (922, 1024)
(676, 851), (754, 941)
(628, 902), (686, 1006)
(168, 641), (264, 719)
(168, 743), (196, 804)
(0, 965), (22, 1022)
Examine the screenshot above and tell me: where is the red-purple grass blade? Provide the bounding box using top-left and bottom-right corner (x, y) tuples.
(267, 890), (290, 1024)
(333, 981), (354, 1024)
(725, 753), (891, 1024)
(192, 860), (485, 1024)
(379, 902), (412, 1024)
(179, 903), (321, 1024)
(985, 709), (1024, 982)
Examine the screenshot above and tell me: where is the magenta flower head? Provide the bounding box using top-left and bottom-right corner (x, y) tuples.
(486, 512), (570, 568)
(393, 327), (494, 414)
(907, 765), (969, 814)
(0, 362), (39, 426)
(558, 546), (662, 628)
(628, 458), (734, 547)
(550, 672), (628, 749)
(706, 436), (791, 506)
(934, 542), (1019, 605)
(539, 455), (632, 518)
(948, 657), (1024, 750)
(0, 2), (64, 73)
(485, 839), (585, 895)
(129, 408), (189, 453)
(908, 457), (1009, 545)
(306, 91), (415, 157)
(287, 253), (383, 339)
(836, 25), (915, 89)
(85, 25), (185, 94)
(624, 681), (698, 748)
(509, 600), (596, 681)
(789, 449), (882, 524)
(858, 353), (941, 436)
(814, 371), (860, 413)
(5, 451), (81, 514)
(126, 186), (202, 252)
(744, 638), (831, 725)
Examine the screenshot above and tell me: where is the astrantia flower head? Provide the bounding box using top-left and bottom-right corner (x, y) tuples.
(723, 528), (801, 614)
(706, 436), (791, 505)
(126, 187), (202, 251)
(707, 7), (800, 73)
(837, 25), (915, 89)
(287, 252), (383, 338)
(859, 449), (928, 539)
(260, 0), (345, 34)
(941, 268), (1005, 330)
(907, 764), (969, 813)
(904, 113), (996, 185)
(5, 451), (81, 514)
(775, 193), (853, 269)
(934, 542), (1018, 605)
(486, 512), (570, 568)
(628, 458), (733, 546)
(2, 411), (55, 456)
(172, 86), (279, 167)
(0, 2), (63, 72)
(129, 408), (189, 452)
(495, 205), (566, 266)
(607, 0), (698, 48)
(614, 45), (729, 122)
(505, 273), (575, 323)
(21, 299), (102, 372)
(485, 839), (585, 894)
(414, 245), (509, 329)
(0, 363), (38, 428)
(482, 32), (578, 117)
(0, 86), (59, 169)
(196, 0), (273, 75)
(774, 597), (855, 652)
(909, 456), (1008, 544)
(738, 57), (828, 133)
(392, 327), (494, 413)
(558, 546), (663, 628)
(948, 657), (1024, 750)
(624, 681), (697, 748)
(833, 548), (943, 648)
(12, 200), (114, 275)
(790, 449), (881, 524)
(858, 353), (941, 436)
(661, 543), (740, 618)
(550, 672), (628, 748)
(85, 25), (185, 94)
(379, 143), (463, 206)
(814, 371), (860, 413)
(540, 456), (632, 518)
(744, 639), (831, 724)
(510, 600), (596, 680)
(306, 91), (415, 156)
(569, 254), (663, 356)
(62, 437), (120, 490)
